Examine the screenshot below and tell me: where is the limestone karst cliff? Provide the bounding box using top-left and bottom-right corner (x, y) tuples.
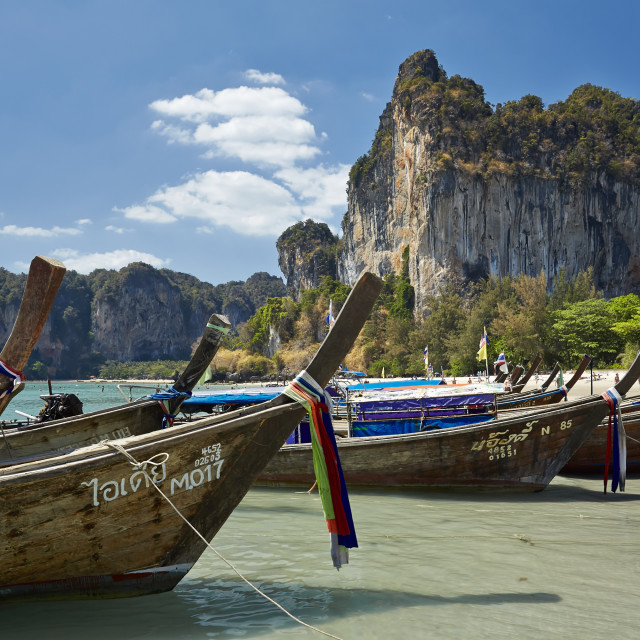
(276, 219), (338, 300)
(0, 264), (285, 378)
(336, 49), (640, 313)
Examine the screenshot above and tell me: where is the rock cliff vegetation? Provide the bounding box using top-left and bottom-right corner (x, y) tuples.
(278, 49), (639, 313)
(276, 219), (338, 299)
(0, 263), (285, 379)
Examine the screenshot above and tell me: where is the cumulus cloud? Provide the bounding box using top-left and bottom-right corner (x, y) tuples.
(0, 224), (83, 237)
(105, 225), (126, 234)
(50, 249), (170, 273)
(115, 204), (177, 224)
(244, 69), (285, 85)
(119, 170), (302, 236)
(123, 71), (349, 239)
(149, 85), (319, 169)
(150, 86), (306, 122)
(274, 164), (351, 221)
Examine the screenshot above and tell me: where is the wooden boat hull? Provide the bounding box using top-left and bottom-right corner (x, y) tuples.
(562, 410), (640, 474)
(0, 312), (232, 466)
(0, 271), (384, 601)
(0, 402), (307, 600)
(1, 565), (189, 601)
(497, 388), (569, 409)
(259, 396), (615, 491)
(496, 356), (591, 410)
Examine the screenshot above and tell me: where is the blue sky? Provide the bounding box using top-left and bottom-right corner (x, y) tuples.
(1, 0), (638, 285)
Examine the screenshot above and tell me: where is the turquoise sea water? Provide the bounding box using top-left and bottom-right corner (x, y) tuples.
(3, 380), (221, 422)
(1, 384), (640, 639)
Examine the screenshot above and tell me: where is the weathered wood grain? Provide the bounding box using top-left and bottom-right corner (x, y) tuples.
(0, 313), (230, 464)
(259, 352), (640, 491)
(0, 256), (66, 416)
(0, 271), (383, 600)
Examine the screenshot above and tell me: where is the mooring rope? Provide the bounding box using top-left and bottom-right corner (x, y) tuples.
(105, 442), (344, 640)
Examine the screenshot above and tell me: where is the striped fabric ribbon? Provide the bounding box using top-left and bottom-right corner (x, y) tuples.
(0, 359), (26, 399)
(602, 387), (626, 493)
(285, 370), (357, 569)
(148, 387), (193, 428)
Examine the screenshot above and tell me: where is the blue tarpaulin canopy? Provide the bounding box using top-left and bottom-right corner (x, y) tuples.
(182, 387), (283, 411)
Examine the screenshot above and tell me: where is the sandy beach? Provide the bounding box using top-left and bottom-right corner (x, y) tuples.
(518, 369), (639, 399)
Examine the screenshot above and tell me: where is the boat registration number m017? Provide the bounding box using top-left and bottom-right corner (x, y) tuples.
(81, 443), (225, 506)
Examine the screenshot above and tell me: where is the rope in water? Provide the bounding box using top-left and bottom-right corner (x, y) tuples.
(105, 442), (344, 640)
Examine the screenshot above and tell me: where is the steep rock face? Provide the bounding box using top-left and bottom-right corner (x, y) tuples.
(339, 50), (640, 312)
(0, 301), (21, 347)
(0, 263), (286, 377)
(277, 219), (338, 300)
(93, 265), (190, 361)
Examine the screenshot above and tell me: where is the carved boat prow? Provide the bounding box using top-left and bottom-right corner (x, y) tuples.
(0, 271), (383, 601)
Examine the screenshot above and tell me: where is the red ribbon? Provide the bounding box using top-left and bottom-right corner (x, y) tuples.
(289, 380), (350, 536)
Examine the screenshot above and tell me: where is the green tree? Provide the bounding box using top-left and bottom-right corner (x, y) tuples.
(419, 283), (465, 372)
(609, 294), (640, 348)
(492, 272), (549, 363)
(549, 298), (622, 366)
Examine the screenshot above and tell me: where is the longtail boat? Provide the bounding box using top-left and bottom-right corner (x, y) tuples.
(496, 355), (591, 409)
(0, 313), (232, 465)
(346, 389), (498, 436)
(562, 396), (640, 474)
(537, 362), (562, 391)
(507, 364), (525, 388)
(511, 355), (542, 393)
(0, 256), (66, 417)
(494, 363), (512, 383)
(0, 271), (382, 600)
(258, 350), (640, 491)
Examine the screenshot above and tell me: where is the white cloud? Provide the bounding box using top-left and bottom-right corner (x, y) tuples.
(50, 249), (170, 273)
(150, 120), (193, 144)
(244, 69), (285, 85)
(275, 164), (350, 221)
(361, 92), (376, 102)
(119, 170), (302, 236)
(149, 85), (321, 169)
(150, 86), (306, 122)
(105, 225), (126, 234)
(115, 204), (177, 224)
(125, 74), (350, 240)
(76, 218), (92, 225)
(0, 224), (83, 237)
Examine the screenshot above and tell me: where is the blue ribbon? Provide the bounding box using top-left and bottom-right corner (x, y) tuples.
(148, 387), (192, 428)
(0, 360), (26, 399)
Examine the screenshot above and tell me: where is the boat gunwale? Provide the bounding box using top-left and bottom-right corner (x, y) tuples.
(0, 399), (302, 481)
(273, 390), (620, 452)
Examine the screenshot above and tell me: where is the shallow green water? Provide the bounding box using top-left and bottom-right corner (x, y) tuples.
(1, 385), (639, 639)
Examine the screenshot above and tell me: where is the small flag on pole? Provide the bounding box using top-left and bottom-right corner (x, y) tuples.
(423, 346), (429, 367)
(477, 330), (488, 360)
(326, 299), (335, 329)
(494, 351), (507, 374)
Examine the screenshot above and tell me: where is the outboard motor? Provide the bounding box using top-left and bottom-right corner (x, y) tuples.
(37, 393), (84, 422)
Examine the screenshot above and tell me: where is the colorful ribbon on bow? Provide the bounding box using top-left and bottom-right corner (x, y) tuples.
(602, 387), (626, 493)
(148, 387), (192, 428)
(0, 360), (26, 399)
(285, 370), (357, 569)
